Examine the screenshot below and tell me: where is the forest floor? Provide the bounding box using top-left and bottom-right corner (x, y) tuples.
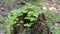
(0, 0), (60, 34)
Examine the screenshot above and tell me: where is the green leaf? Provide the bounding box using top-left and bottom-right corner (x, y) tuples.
(24, 22), (33, 27)
(27, 11), (33, 16)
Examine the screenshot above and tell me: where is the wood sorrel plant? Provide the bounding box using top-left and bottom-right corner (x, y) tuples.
(4, 3), (40, 31)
